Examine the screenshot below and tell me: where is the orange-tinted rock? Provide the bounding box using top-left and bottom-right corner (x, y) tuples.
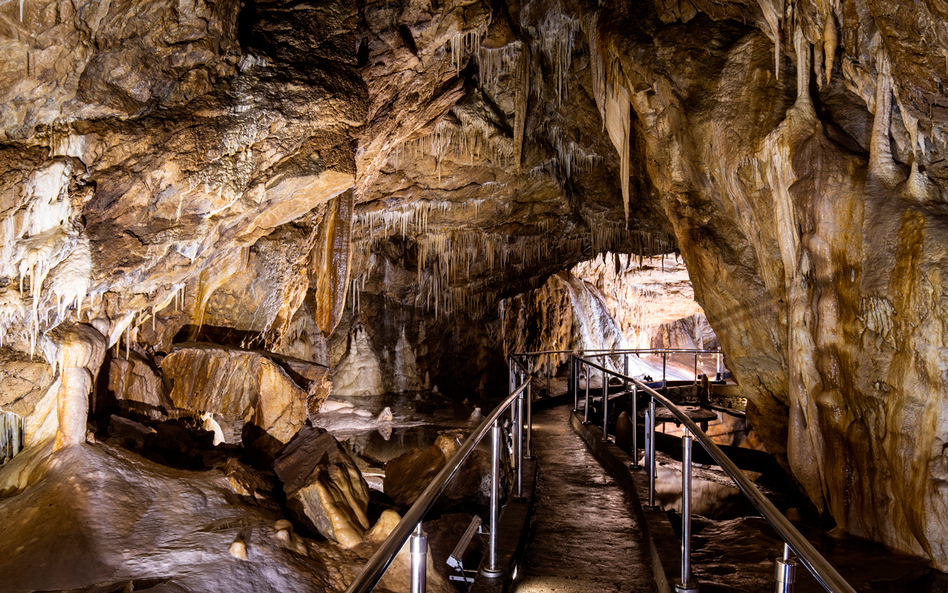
(160, 344), (310, 447)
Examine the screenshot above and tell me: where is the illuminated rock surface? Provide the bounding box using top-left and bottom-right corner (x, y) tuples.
(0, 0), (948, 577)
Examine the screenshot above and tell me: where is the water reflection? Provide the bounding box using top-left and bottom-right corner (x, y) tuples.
(313, 392), (489, 479)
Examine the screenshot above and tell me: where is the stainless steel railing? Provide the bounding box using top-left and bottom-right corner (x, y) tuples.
(344, 356), (533, 593)
(571, 353), (856, 593)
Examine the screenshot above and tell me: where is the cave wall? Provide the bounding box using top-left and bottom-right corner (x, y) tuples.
(596, 0), (948, 567)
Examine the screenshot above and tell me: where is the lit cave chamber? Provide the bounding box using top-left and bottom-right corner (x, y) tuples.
(1, 0), (948, 591)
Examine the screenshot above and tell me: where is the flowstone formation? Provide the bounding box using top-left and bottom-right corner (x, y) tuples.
(1, 0), (948, 582)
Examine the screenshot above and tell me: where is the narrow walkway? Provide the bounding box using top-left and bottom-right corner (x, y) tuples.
(513, 405), (655, 593)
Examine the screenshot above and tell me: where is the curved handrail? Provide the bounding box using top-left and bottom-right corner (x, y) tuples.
(344, 380), (529, 593)
(574, 354), (856, 593)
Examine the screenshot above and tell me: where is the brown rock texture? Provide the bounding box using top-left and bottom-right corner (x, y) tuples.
(160, 343), (313, 447)
(274, 426), (370, 547)
(1, 0), (948, 573)
(384, 433), (490, 511)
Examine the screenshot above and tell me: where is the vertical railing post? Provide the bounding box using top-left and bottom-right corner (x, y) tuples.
(515, 386), (524, 498)
(481, 419), (504, 578)
(602, 366), (609, 441)
(676, 431), (698, 593)
(526, 380), (533, 459)
(775, 543), (797, 593)
(716, 349), (723, 381)
(571, 356), (578, 412)
(546, 358), (551, 398)
(411, 522), (428, 593)
(584, 363), (591, 424)
(662, 352), (667, 397)
(646, 397), (657, 508)
(623, 353), (629, 389)
(631, 384), (639, 466)
(693, 354), (699, 401)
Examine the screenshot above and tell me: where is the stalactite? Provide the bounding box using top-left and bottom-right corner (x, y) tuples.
(603, 61), (632, 220)
(868, 51), (902, 187)
(0, 411), (24, 461)
(757, 0), (782, 78)
(538, 10), (578, 106)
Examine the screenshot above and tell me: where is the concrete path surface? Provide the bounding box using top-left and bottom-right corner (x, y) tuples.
(512, 405), (656, 593)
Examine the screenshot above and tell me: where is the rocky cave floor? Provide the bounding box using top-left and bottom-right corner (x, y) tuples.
(2, 386), (948, 593)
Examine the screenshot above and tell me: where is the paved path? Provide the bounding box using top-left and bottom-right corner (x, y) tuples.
(513, 405), (656, 593)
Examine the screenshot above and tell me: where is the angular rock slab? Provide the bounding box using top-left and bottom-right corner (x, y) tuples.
(384, 434), (490, 512)
(160, 343), (311, 447)
(274, 426), (369, 547)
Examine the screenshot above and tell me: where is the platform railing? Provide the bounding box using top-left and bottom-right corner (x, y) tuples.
(344, 356), (533, 593)
(572, 353), (856, 593)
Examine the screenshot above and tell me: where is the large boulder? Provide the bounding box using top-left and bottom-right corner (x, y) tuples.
(383, 434), (490, 512)
(274, 426), (370, 547)
(161, 344), (326, 449)
(105, 351), (169, 414)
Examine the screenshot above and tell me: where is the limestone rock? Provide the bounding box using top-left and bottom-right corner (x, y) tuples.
(105, 351), (168, 413)
(354, 510), (454, 593)
(273, 426), (370, 547)
(615, 411), (635, 454)
(383, 434), (490, 512)
(0, 347), (55, 412)
(160, 344), (311, 448)
(0, 441), (355, 592)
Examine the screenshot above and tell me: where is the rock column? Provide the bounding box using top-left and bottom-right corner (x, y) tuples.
(52, 325), (106, 450)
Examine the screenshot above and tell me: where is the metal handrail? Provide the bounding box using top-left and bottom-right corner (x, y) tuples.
(573, 354), (856, 593)
(345, 379), (529, 593)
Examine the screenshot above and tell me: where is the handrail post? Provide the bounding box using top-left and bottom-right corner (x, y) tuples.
(693, 354), (699, 401)
(664, 351), (669, 390)
(623, 353), (629, 389)
(631, 384), (639, 466)
(716, 349), (723, 381)
(646, 397), (658, 508)
(775, 543), (797, 593)
(676, 431), (698, 593)
(583, 363), (591, 424)
(411, 522), (427, 593)
(481, 419), (504, 578)
(546, 358), (551, 397)
(515, 387), (524, 498)
(571, 355), (579, 411)
(526, 380), (533, 459)
(602, 365), (609, 441)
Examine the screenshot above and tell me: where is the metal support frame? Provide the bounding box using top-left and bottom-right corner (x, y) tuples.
(583, 363), (591, 424)
(675, 431), (698, 593)
(775, 543), (798, 593)
(515, 386), (524, 498)
(411, 523), (428, 593)
(602, 365), (609, 441)
(481, 420), (504, 578)
(526, 381), (533, 459)
(631, 385), (639, 466)
(646, 397), (657, 509)
(662, 352), (668, 396)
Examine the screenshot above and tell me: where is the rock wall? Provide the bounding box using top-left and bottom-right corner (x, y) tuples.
(595, 0), (948, 568)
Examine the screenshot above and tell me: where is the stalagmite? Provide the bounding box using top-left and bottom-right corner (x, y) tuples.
(50, 324), (106, 451)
